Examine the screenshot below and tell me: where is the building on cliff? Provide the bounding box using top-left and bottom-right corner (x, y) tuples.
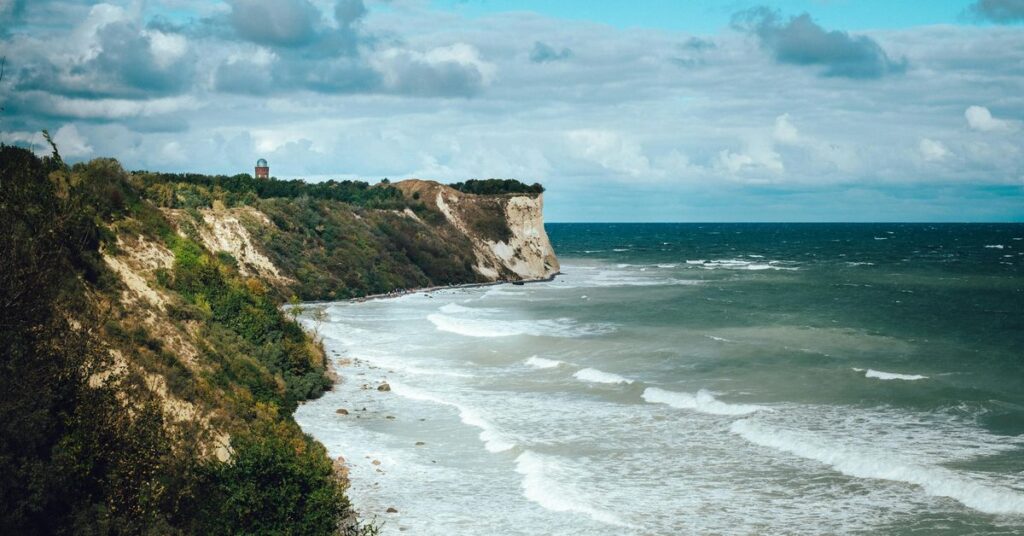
(255, 158), (269, 179)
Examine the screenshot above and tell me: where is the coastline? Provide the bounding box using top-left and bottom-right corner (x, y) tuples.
(296, 273), (561, 528)
(302, 273), (561, 306)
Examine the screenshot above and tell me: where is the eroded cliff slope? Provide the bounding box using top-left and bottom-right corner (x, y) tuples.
(394, 179), (560, 281)
(2, 147), (558, 534)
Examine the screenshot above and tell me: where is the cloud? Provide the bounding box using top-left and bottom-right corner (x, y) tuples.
(334, 0), (366, 27)
(968, 0), (1024, 23)
(715, 146), (784, 176)
(229, 0), (322, 47)
(773, 114), (799, 144)
(52, 124), (93, 157)
(529, 41), (571, 63)
(965, 105), (1016, 131)
(12, 6), (194, 100)
(566, 129), (652, 178)
(0, 0), (25, 25)
(370, 44), (494, 97)
(919, 138), (950, 162)
(732, 7), (906, 78)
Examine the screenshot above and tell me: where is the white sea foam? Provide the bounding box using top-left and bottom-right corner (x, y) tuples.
(874, 237), (888, 240)
(514, 451), (628, 527)
(642, 387), (767, 415)
(573, 368), (634, 385)
(524, 356), (564, 369)
(705, 335), (734, 343)
(730, 419), (1024, 516)
(427, 313), (612, 338)
(860, 368), (929, 381)
(985, 244), (1005, 249)
(613, 248), (630, 252)
(688, 259), (798, 271)
(389, 381), (514, 453)
(439, 302), (503, 315)
(656, 263), (678, 268)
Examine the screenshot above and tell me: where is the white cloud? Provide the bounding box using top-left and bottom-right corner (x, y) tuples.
(25, 94), (200, 120)
(919, 138), (950, 162)
(145, 30), (189, 69)
(773, 113), (799, 144)
(965, 105), (1015, 132)
(53, 124), (94, 158)
(565, 129), (652, 178)
(715, 146), (784, 176)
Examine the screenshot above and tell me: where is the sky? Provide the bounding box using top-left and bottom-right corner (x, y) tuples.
(1, 0), (1022, 222)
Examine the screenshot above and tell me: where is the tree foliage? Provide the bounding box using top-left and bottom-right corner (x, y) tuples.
(0, 146), (356, 535)
(448, 178), (544, 195)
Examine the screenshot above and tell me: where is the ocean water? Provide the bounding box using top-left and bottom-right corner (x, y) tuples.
(295, 223), (1024, 535)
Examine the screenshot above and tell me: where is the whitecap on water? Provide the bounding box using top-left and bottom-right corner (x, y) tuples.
(427, 313), (613, 338)
(730, 418), (1024, 516)
(854, 368), (928, 381)
(524, 356), (565, 369)
(642, 387), (767, 415)
(514, 450), (630, 527)
(573, 368), (633, 385)
(388, 381), (515, 453)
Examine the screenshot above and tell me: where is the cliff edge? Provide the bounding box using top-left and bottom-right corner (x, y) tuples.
(394, 179), (560, 281)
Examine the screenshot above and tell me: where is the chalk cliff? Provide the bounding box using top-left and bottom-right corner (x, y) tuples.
(394, 179), (560, 281)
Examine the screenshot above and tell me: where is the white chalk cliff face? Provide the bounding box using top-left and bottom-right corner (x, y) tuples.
(397, 180), (560, 282)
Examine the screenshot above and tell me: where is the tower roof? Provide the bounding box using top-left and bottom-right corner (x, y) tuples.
(256, 158), (268, 167)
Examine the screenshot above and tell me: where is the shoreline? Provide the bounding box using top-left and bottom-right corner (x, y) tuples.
(296, 273), (560, 528)
(302, 273), (561, 306)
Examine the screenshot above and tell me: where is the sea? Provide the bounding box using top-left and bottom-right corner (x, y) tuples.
(295, 223), (1024, 535)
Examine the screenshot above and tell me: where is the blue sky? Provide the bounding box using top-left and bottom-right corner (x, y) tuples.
(1, 0), (1022, 221)
(433, 0), (972, 33)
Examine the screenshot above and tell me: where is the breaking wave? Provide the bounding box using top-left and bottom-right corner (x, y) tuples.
(642, 387), (767, 415)
(524, 356), (565, 369)
(514, 451), (629, 527)
(731, 419), (1024, 516)
(389, 381), (514, 453)
(573, 368), (633, 385)
(427, 313), (613, 338)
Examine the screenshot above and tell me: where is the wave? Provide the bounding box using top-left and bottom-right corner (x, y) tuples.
(524, 356), (564, 369)
(642, 387), (767, 415)
(985, 245), (1005, 249)
(514, 451), (629, 527)
(388, 381), (514, 453)
(427, 313), (612, 338)
(573, 368), (633, 385)
(854, 368), (928, 381)
(730, 419), (1024, 516)
(686, 259), (798, 271)
(705, 335), (734, 343)
(656, 263), (678, 268)
(439, 303), (502, 315)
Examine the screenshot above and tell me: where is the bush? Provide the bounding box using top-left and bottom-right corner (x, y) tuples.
(194, 405), (349, 536)
(448, 178), (544, 195)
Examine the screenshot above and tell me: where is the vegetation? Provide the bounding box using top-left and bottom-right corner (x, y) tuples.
(253, 196), (482, 300)
(448, 178), (544, 195)
(0, 145), (365, 535)
(135, 171), (410, 210)
(1, 139), (539, 533)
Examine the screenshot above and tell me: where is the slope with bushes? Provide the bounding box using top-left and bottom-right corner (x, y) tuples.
(1, 144), (557, 534)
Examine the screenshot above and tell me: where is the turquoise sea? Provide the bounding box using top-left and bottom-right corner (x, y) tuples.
(297, 223), (1024, 535)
